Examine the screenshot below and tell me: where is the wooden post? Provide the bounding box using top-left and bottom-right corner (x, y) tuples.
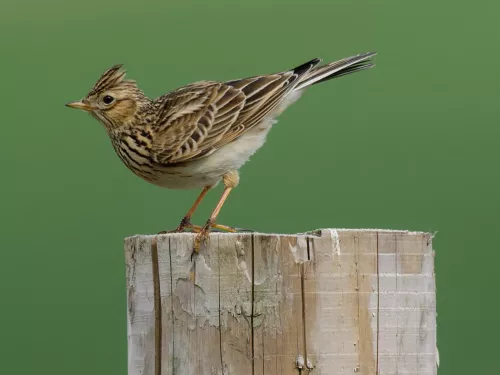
(125, 229), (437, 375)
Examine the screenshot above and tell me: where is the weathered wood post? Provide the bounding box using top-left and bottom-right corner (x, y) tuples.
(125, 229), (437, 375)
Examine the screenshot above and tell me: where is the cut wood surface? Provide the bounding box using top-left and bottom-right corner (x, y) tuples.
(125, 229), (437, 375)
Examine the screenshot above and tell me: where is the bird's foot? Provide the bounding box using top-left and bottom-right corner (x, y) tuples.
(190, 221), (240, 260)
(191, 223), (211, 260)
(158, 217), (202, 234)
(159, 217), (244, 237)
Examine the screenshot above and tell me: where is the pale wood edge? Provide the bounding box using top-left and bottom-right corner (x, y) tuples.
(124, 228), (435, 242)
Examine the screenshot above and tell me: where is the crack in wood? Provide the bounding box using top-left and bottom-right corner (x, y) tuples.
(168, 236), (175, 375)
(127, 241), (138, 323)
(218, 236), (224, 370)
(355, 234), (361, 372)
(125, 231), (437, 375)
(306, 236), (311, 261)
(251, 233), (255, 375)
(151, 236), (162, 375)
(376, 232), (380, 375)
(395, 233), (399, 375)
(300, 263), (308, 374)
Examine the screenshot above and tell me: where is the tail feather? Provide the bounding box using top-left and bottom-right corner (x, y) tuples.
(291, 58), (322, 77)
(293, 52), (376, 90)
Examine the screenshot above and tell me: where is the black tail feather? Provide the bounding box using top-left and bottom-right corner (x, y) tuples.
(291, 58), (322, 77)
(294, 52), (376, 90)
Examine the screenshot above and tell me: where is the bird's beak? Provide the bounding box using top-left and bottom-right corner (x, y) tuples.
(65, 101), (93, 111)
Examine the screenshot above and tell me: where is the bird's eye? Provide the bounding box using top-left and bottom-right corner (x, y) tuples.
(102, 95), (114, 105)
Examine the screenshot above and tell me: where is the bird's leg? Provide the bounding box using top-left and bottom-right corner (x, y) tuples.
(159, 186), (210, 234)
(192, 171), (239, 255)
(192, 187), (233, 253)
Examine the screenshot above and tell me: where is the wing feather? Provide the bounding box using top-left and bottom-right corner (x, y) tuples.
(151, 66), (313, 164)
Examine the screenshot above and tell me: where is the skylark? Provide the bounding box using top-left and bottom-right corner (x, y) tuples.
(66, 52), (376, 253)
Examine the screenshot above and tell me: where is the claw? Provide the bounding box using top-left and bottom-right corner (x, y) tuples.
(160, 219), (251, 237)
(192, 224), (211, 258)
(159, 217), (204, 234)
(210, 223), (236, 233)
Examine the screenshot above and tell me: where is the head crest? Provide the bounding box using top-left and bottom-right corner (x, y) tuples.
(89, 64), (134, 95)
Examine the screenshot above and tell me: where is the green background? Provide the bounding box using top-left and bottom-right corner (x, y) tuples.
(1, 0), (498, 373)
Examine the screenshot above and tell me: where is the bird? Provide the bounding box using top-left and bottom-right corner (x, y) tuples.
(66, 52), (376, 254)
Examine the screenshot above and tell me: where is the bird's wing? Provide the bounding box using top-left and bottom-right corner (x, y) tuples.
(151, 59), (321, 164)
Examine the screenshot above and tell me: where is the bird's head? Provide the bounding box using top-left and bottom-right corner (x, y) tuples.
(66, 64), (150, 130)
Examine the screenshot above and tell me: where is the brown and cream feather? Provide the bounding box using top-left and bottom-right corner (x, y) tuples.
(148, 52), (375, 165)
(69, 52), (376, 189)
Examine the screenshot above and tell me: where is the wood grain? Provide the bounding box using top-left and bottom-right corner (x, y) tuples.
(125, 229), (437, 375)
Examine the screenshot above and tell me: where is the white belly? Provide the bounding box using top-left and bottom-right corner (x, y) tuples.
(154, 119), (272, 189)
(152, 90), (303, 189)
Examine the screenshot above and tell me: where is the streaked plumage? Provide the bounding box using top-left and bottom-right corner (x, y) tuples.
(66, 52), (376, 252)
